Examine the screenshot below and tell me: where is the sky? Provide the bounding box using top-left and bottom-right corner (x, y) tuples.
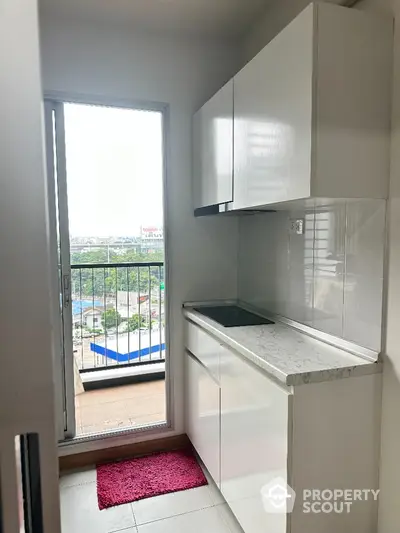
(64, 103), (164, 238)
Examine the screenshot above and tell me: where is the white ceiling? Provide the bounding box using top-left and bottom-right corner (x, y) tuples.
(39, 0), (271, 38)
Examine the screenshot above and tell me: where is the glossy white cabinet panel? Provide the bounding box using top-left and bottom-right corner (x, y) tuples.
(185, 352), (220, 486)
(312, 4), (392, 199)
(230, 3), (392, 209)
(233, 6), (313, 209)
(290, 374), (381, 533)
(186, 320), (221, 381)
(193, 80), (233, 209)
(220, 346), (290, 533)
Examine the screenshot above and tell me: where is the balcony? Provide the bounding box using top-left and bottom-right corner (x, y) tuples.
(71, 262), (166, 435)
(74, 380), (166, 435)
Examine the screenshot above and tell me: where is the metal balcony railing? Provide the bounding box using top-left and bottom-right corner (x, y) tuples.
(71, 262), (165, 371)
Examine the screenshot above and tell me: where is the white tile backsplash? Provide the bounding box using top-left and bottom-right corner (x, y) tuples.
(343, 199), (386, 349)
(313, 203), (346, 337)
(238, 199), (386, 351)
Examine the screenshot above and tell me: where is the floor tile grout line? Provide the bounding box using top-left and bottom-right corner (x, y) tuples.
(110, 526), (138, 533)
(130, 503), (137, 526)
(60, 480), (97, 490)
(130, 498), (217, 527)
(132, 504), (235, 532)
(216, 505), (240, 533)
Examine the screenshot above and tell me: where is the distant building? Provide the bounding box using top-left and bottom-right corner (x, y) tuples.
(117, 291), (150, 318)
(73, 307), (104, 329)
(83, 308), (103, 329)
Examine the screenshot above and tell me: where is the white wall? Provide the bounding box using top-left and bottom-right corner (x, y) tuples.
(354, 0), (400, 530)
(39, 14), (240, 435)
(0, 1), (61, 531)
(242, 1), (400, 531)
(241, 0), (342, 63)
(238, 200), (386, 351)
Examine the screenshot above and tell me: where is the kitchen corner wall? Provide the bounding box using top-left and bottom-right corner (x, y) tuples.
(238, 199), (386, 352)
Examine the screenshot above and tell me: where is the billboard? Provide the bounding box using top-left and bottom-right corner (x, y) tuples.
(141, 226), (163, 240)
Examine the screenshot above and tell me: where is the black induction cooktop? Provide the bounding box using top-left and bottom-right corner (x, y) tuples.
(193, 305), (274, 328)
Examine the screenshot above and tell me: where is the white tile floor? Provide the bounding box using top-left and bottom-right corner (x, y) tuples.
(59, 463), (244, 533)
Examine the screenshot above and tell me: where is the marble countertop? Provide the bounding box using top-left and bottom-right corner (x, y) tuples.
(183, 305), (381, 386)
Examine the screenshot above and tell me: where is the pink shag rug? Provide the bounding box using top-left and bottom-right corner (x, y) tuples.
(96, 448), (208, 510)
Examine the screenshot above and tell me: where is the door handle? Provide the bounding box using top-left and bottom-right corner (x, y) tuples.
(63, 274), (71, 308)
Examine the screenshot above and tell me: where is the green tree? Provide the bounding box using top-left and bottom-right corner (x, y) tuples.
(71, 248), (165, 299)
(88, 328), (102, 337)
(126, 314), (146, 332)
(101, 309), (122, 330)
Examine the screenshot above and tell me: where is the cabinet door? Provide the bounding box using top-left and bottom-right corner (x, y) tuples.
(193, 80), (233, 209)
(220, 347), (290, 533)
(186, 352), (220, 486)
(232, 6), (314, 209)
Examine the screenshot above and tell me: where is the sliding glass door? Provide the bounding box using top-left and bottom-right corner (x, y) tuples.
(44, 101), (75, 440)
(45, 98), (167, 442)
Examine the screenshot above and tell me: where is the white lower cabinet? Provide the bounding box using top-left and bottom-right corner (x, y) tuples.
(185, 319), (381, 533)
(185, 351), (220, 486)
(220, 345), (290, 533)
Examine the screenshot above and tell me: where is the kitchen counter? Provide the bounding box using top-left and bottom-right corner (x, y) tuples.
(183, 304), (381, 386)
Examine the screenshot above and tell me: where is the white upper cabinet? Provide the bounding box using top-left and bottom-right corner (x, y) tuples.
(233, 6), (314, 209)
(193, 80), (233, 209)
(232, 3), (392, 209)
(192, 3), (392, 213)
